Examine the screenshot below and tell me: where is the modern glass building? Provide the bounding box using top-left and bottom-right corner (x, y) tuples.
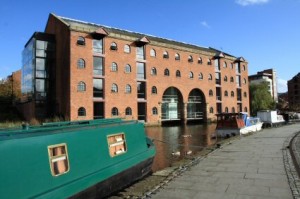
(21, 32), (55, 119)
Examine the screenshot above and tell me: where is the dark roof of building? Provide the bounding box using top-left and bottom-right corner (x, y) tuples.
(51, 13), (244, 61)
(292, 73), (300, 80)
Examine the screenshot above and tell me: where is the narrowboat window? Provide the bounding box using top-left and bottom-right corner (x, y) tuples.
(48, 144), (70, 176)
(107, 133), (127, 157)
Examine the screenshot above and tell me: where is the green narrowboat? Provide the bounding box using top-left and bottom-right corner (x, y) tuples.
(0, 118), (156, 198)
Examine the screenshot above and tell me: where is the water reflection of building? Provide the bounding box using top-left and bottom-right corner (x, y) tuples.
(18, 13), (250, 125)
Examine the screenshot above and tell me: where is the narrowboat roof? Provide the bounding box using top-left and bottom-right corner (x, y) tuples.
(0, 118), (140, 140)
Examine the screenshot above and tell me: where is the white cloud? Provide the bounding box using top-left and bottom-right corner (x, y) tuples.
(200, 21), (210, 28)
(277, 78), (287, 93)
(235, 0), (270, 6)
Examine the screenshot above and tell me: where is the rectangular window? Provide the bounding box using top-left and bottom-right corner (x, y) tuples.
(235, 63), (241, 73)
(93, 79), (103, 98)
(136, 46), (145, 60)
(48, 144), (70, 176)
(214, 59), (220, 71)
(236, 75), (241, 87)
(93, 57), (103, 76)
(36, 79), (45, 92)
(94, 102), (104, 119)
(137, 62), (145, 79)
(237, 88), (242, 101)
(215, 72), (221, 85)
(93, 39), (103, 54)
(107, 133), (127, 157)
(137, 81), (146, 99)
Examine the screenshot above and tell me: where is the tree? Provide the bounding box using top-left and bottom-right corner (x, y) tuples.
(0, 77), (22, 121)
(249, 82), (276, 116)
(0, 78), (13, 104)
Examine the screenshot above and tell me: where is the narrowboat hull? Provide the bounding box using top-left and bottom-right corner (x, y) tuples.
(215, 113), (263, 138)
(216, 122), (263, 137)
(70, 156), (154, 198)
(0, 119), (156, 199)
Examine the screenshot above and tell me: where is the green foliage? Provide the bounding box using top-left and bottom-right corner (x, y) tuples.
(0, 78), (13, 102)
(0, 78), (22, 122)
(249, 82), (276, 116)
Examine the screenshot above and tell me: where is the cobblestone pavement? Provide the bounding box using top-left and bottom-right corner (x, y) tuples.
(149, 123), (300, 199)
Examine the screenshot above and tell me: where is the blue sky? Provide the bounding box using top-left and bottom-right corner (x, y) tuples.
(1, 0), (299, 92)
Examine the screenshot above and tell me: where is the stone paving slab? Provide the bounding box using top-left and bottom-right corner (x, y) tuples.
(151, 123), (300, 199)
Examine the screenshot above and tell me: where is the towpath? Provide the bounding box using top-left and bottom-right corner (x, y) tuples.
(151, 123), (300, 199)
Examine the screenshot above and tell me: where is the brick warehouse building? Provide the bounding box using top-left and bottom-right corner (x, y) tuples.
(19, 13), (250, 125)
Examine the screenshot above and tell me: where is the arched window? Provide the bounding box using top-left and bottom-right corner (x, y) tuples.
(189, 71), (194, 79)
(243, 78), (247, 84)
(230, 77), (234, 82)
(188, 55), (193, 62)
(124, 44), (130, 53)
(176, 70), (181, 77)
(152, 86), (157, 94)
(150, 49), (156, 57)
(164, 68), (170, 76)
(175, 53), (180, 60)
(207, 59), (212, 65)
(77, 58), (85, 69)
(208, 74), (213, 80)
(244, 92), (247, 97)
(163, 51), (169, 59)
(125, 84), (131, 93)
(111, 83), (118, 93)
(230, 63), (234, 69)
(152, 107), (158, 115)
(111, 62), (118, 72)
(110, 42), (117, 50)
(244, 107), (248, 112)
(209, 107), (214, 113)
(223, 61), (227, 68)
(77, 81), (86, 92)
(231, 91), (235, 97)
(198, 57), (203, 64)
(232, 107), (236, 113)
(224, 76), (228, 82)
(224, 90), (228, 96)
(125, 64), (131, 73)
(78, 107), (86, 116)
(111, 107), (119, 116)
(198, 73), (203, 80)
(125, 107), (132, 116)
(209, 89), (213, 96)
(77, 36), (85, 45)
(151, 67), (157, 75)
(225, 107), (229, 113)
(243, 65), (246, 71)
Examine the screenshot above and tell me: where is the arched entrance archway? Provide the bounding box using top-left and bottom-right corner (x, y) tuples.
(187, 89), (206, 121)
(161, 87), (184, 121)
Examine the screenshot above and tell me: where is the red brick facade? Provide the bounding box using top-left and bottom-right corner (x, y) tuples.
(25, 14), (250, 125)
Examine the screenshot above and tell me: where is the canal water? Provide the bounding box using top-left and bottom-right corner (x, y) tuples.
(146, 123), (217, 172)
